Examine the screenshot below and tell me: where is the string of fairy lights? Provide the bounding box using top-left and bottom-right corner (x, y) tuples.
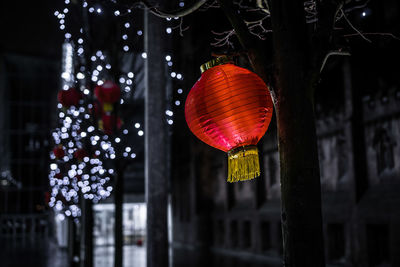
(49, 0), (186, 219)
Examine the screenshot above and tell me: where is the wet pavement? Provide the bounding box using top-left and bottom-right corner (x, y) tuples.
(2, 237), (280, 267)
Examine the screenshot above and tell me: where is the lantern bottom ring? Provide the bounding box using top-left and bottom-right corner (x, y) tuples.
(227, 145), (260, 183)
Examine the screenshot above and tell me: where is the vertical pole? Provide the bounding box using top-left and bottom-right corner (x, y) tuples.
(68, 218), (75, 266)
(114, 165), (124, 267)
(81, 199), (93, 267)
(144, 10), (169, 267)
(110, 13), (124, 267)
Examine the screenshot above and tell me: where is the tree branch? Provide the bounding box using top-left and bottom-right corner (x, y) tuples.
(217, 0), (260, 50)
(340, 8), (371, 42)
(312, 1), (344, 71)
(320, 50), (351, 73)
(138, 0), (208, 18)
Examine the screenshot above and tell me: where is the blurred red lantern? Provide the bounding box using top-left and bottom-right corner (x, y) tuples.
(99, 114), (123, 135)
(74, 148), (88, 161)
(89, 101), (103, 118)
(57, 87), (82, 108)
(94, 81), (121, 112)
(44, 191), (51, 205)
(53, 145), (65, 159)
(185, 57), (273, 182)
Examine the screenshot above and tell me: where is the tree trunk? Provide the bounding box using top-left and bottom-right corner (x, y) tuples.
(114, 165), (124, 267)
(81, 198), (94, 267)
(219, 0), (326, 265)
(269, 1), (325, 266)
(144, 9), (169, 267)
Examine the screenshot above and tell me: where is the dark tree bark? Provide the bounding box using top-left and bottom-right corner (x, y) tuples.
(269, 1), (325, 266)
(217, 0), (333, 266)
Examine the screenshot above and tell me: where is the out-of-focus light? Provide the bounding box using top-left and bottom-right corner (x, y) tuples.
(50, 163), (58, 170)
(141, 52), (147, 59)
(166, 28), (172, 34)
(138, 130), (144, 136)
(77, 72), (85, 79)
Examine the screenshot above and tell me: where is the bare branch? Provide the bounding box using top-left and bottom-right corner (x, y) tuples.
(343, 32), (400, 41)
(340, 8), (371, 42)
(257, 0), (270, 14)
(138, 0), (209, 18)
(217, 0), (260, 50)
(320, 50), (351, 73)
(245, 15), (272, 40)
(199, 0), (220, 11)
(211, 29), (235, 47)
(171, 17), (190, 37)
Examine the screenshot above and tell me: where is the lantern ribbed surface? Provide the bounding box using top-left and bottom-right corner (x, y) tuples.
(185, 62), (273, 182)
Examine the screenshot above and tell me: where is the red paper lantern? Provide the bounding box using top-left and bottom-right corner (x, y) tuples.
(44, 191), (51, 205)
(89, 102), (103, 118)
(94, 81), (121, 112)
(99, 114), (122, 135)
(58, 87), (82, 108)
(74, 148), (88, 161)
(185, 57), (273, 182)
(53, 145), (65, 159)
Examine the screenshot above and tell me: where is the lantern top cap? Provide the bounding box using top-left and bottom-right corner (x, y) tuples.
(200, 56), (234, 73)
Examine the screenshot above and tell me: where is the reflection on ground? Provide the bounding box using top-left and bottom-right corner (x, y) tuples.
(2, 238), (280, 267)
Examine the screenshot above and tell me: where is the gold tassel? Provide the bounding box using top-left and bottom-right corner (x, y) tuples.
(227, 145), (260, 183)
(103, 102), (113, 112)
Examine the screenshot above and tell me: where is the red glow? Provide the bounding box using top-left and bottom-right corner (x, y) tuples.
(185, 63), (273, 152)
